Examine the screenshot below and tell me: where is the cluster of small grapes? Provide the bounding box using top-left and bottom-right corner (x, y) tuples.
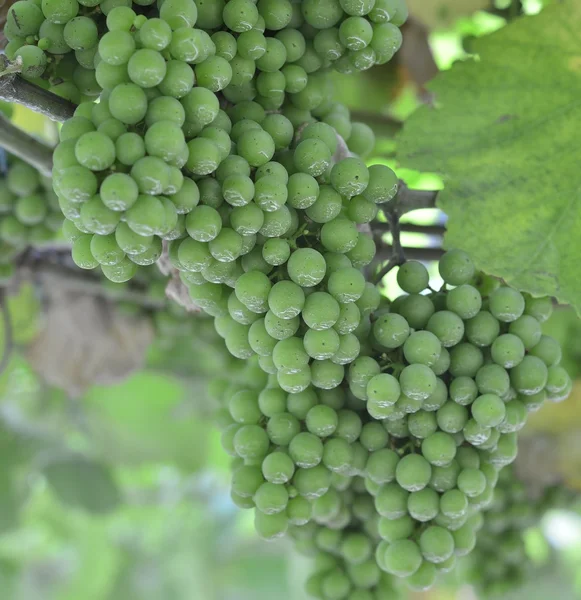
(0, 159), (63, 258)
(43, 0), (402, 282)
(5, 0), (104, 99)
(467, 466), (577, 597)
(209, 249), (571, 596)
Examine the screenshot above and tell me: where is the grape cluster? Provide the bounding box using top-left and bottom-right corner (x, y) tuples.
(208, 248), (571, 596)
(0, 158), (63, 257)
(468, 466), (577, 597)
(45, 0), (401, 282)
(9, 0), (573, 593)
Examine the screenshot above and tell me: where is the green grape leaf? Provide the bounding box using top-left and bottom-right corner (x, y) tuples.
(43, 455), (121, 514)
(397, 1), (581, 314)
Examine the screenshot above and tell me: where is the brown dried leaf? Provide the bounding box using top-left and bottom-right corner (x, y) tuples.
(27, 285), (154, 397)
(399, 19), (439, 96)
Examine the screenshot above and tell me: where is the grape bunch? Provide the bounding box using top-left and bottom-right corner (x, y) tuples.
(0, 158), (63, 261)
(44, 0), (401, 282)
(467, 466), (577, 597)
(207, 247), (571, 597)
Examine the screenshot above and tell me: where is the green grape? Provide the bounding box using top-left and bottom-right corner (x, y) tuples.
(322, 437), (354, 474)
(147, 96), (186, 127)
(127, 236), (163, 265)
(287, 496), (312, 525)
(490, 334), (525, 369)
(425, 311), (464, 347)
(195, 55), (233, 91)
(272, 336), (309, 372)
(254, 481), (289, 514)
(382, 539), (422, 577)
(449, 377), (478, 406)
(334, 302), (361, 335)
(254, 510), (288, 540)
(397, 294), (435, 330)
(320, 217), (359, 254)
(80, 195), (121, 235)
(407, 561), (437, 592)
(14, 45), (47, 78)
(237, 129), (276, 168)
(90, 233), (125, 265)
(395, 454), (432, 492)
(438, 249), (475, 286)
(446, 284), (482, 320)
(115, 222), (153, 255)
(408, 487), (439, 522)
(286, 248), (326, 288)
(304, 328), (340, 360)
(232, 465), (264, 497)
(305, 185), (342, 223)
(98, 118), (127, 141)
(363, 164), (397, 204)
(327, 268), (366, 303)
(421, 432), (456, 466)
(294, 138), (331, 177)
(8, 161), (40, 196)
(373, 313), (409, 349)
(509, 355), (548, 395)
(452, 522), (476, 557)
(403, 331), (441, 367)
(378, 514), (414, 543)
(14, 194), (46, 225)
(529, 334), (562, 367)
(7, 2), (44, 36)
(287, 173), (319, 209)
(508, 314), (542, 350)
(457, 468), (487, 498)
(306, 405), (339, 438)
(419, 526), (454, 564)
(471, 393), (506, 428)
(339, 16), (373, 51)
(71, 234), (99, 269)
(436, 401), (468, 434)
(449, 343), (484, 378)
(408, 411), (437, 439)
(523, 294), (553, 322)
(545, 365), (571, 395)
(489, 286), (525, 322)
(100, 173), (139, 213)
(262, 238), (290, 266)
(465, 311), (500, 347)
(234, 424), (270, 460)
(462, 419), (491, 446)
(397, 261), (429, 294)
(475, 364), (510, 397)
(399, 364), (437, 401)
(302, 292), (340, 331)
(108, 83), (148, 125)
(116, 132), (146, 165)
(330, 157), (369, 198)
(254, 174), (288, 211)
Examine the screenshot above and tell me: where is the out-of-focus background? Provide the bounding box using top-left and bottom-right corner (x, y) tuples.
(2, 0), (581, 598)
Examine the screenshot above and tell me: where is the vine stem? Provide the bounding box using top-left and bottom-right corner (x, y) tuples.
(0, 74), (76, 123)
(0, 114), (54, 176)
(374, 208), (405, 283)
(373, 182), (440, 283)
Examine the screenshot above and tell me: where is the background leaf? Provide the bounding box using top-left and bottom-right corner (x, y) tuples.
(397, 1), (581, 312)
(43, 456), (121, 514)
